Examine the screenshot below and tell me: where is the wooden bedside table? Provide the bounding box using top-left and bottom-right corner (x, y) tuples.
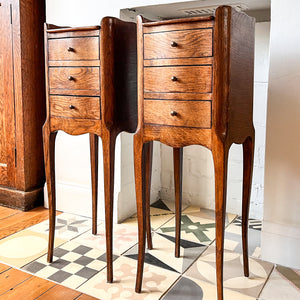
(43, 17), (153, 283)
(134, 6), (255, 299)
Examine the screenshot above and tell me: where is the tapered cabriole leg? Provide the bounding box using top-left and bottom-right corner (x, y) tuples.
(212, 140), (229, 300)
(173, 147), (183, 258)
(43, 126), (57, 263)
(90, 134), (99, 235)
(144, 141), (153, 250)
(102, 131), (116, 283)
(134, 136), (147, 293)
(242, 135), (255, 277)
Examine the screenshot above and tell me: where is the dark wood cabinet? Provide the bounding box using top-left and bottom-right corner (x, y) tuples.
(0, 0), (46, 210)
(43, 18), (150, 284)
(134, 6), (255, 300)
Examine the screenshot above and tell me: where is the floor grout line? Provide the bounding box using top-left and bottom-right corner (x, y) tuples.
(0, 202), (269, 300)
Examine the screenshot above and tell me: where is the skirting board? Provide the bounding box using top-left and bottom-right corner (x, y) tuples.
(44, 182), (106, 221)
(261, 220), (300, 269)
(0, 185), (44, 211)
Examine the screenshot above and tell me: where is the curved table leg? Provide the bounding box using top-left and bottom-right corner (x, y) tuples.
(43, 124), (57, 263)
(212, 140), (229, 300)
(173, 147), (183, 258)
(242, 135), (255, 277)
(134, 136), (147, 293)
(90, 134), (99, 235)
(144, 141), (153, 250)
(102, 131), (116, 283)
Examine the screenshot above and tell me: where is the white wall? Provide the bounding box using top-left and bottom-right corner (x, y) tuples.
(160, 22), (270, 220)
(45, 0), (164, 221)
(261, 0), (300, 268)
(45, 0), (269, 223)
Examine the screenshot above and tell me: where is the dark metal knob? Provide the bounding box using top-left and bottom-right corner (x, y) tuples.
(67, 47), (74, 52)
(170, 111), (177, 116)
(171, 41), (177, 47)
(68, 76), (74, 81)
(69, 105), (75, 109)
(171, 76), (177, 81)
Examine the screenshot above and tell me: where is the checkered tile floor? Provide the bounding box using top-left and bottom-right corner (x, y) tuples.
(0, 200), (298, 299)
(23, 242), (111, 289)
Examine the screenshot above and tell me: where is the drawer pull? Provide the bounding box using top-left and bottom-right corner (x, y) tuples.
(170, 111), (177, 116)
(171, 76), (178, 81)
(170, 41), (178, 47)
(69, 105), (75, 110)
(68, 76), (74, 81)
(67, 47), (74, 52)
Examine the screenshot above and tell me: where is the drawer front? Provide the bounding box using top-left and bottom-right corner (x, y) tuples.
(48, 37), (99, 61)
(144, 29), (212, 60)
(144, 100), (211, 128)
(49, 67), (100, 92)
(50, 95), (100, 119)
(144, 66), (212, 93)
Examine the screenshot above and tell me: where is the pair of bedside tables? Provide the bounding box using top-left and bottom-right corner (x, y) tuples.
(43, 6), (255, 300)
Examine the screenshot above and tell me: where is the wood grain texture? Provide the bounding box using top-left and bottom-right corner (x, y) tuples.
(47, 28), (99, 39)
(1, 276), (55, 299)
(49, 37), (99, 61)
(0, 263), (10, 274)
(173, 148), (183, 258)
(144, 100), (211, 128)
(0, 1), (16, 188)
(0, 166), (8, 186)
(144, 66), (212, 93)
(0, 206), (21, 220)
(144, 92), (212, 101)
(135, 7), (255, 299)
(143, 126), (212, 149)
(34, 284), (81, 300)
(44, 18), (139, 285)
(50, 96), (101, 119)
(50, 117), (101, 136)
(0, 185), (44, 211)
(144, 28), (212, 59)
(143, 20), (214, 33)
(12, 0), (46, 193)
(144, 57), (213, 67)
(89, 134), (99, 235)
(0, 206), (49, 240)
(49, 67), (100, 92)
(0, 268), (32, 295)
(49, 60), (100, 67)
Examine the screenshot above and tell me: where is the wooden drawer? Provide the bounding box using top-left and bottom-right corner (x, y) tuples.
(144, 66), (212, 93)
(144, 28), (212, 60)
(50, 95), (100, 119)
(144, 100), (211, 128)
(48, 37), (99, 61)
(49, 67), (100, 93)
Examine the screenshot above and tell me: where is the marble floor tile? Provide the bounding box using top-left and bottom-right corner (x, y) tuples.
(182, 207), (236, 225)
(124, 232), (207, 274)
(122, 207), (175, 231)
(157, 209), (236, 246)
(22, 240), (109, 289)
(28, 212), (93, 240)
(184, 245), (273, 298)
(0, 230), (65, 268)
(212, 216), (262, 258)
(79, 256), (180, 300)
(73, 222), (138, 255)
(163, 276), (256, 300)
(259, 265), (300, 299)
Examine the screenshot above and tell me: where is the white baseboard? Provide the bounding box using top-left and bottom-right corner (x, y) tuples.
(261, 220), (300, 268)
(43, 182), (105, 220)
